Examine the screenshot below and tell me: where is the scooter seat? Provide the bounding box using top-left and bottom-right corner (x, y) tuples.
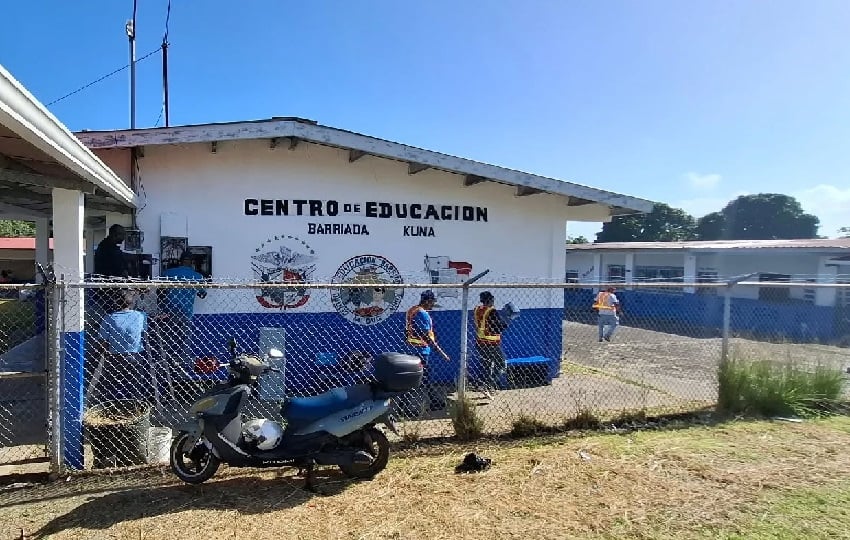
(284, 384), (374, 424)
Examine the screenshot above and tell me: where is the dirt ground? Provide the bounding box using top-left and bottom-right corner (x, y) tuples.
(3, 416), (850, 539)
(403, 321), (850, 438)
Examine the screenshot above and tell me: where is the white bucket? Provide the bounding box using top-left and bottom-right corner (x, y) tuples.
(146, 427), (173, 464)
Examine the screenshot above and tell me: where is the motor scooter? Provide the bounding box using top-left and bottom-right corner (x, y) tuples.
(169, 339), (422, 489)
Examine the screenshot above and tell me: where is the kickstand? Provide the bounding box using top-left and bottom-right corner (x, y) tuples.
(302, 460), (318, 493)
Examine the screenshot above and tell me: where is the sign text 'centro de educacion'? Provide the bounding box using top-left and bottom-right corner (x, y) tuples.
(243, 198), (489, 237)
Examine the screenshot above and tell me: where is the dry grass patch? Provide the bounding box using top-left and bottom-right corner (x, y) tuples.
(2, 417), (850, 539)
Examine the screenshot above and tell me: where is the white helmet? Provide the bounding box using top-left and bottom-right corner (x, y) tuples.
(242, 419), (283, 451)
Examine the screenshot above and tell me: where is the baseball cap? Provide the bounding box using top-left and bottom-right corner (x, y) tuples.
(420, 290), (436, 302)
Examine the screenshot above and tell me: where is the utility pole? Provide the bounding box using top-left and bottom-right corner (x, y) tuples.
(162, 39), (170, 127)
(125, 1), (137, 130)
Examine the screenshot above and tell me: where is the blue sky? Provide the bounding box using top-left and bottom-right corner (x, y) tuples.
(3, 1), (849, 239)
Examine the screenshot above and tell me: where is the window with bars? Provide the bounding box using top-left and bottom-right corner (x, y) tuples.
(635, 265), (684, 294)
(607, 265), (625, 283)
(758, 272), (791, 302)
(697, 270), (719, 295)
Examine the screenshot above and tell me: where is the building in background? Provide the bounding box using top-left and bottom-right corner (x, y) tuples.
(565, 239), (850, 343)
(76, 117), (654, 391)
(0, 237), (54, 283)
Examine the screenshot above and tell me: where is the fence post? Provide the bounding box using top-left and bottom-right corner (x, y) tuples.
(457, 270), (490, 402)
(48, 280), (63, 475)
(721, 273), (758, 364)
(721, 287), (731, 363)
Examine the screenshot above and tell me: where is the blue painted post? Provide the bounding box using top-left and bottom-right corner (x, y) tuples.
(62, 324), (85, 470)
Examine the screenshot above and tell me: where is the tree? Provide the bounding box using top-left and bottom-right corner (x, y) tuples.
(698, 194), (819, 240)
(695, 212), (725, 241)
(839, 227), (850, 238)
(595, 203), (696, 243)
(567, 235), (589, 244)
(0, 220), (36, 238)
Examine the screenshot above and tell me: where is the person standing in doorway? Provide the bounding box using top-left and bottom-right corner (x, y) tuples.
(473, 291), (510, 397)
(405, 290), (450, 413)
(94, 225), (129, 279)
(160, 252), (207, 375)
(593, 287), (621, 342)
(92, 224), (129, 314)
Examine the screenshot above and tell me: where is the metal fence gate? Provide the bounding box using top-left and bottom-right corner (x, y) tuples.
(0, 284), (49, 471)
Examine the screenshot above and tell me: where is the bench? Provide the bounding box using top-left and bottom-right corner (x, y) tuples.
(496, 356), (557, 389)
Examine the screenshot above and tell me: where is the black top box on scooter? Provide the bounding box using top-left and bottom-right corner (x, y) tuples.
(373, 352), (423, 392)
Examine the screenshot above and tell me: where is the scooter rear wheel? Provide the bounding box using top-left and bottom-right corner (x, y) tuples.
(170, 431), (220, 484)
(339, 427), (390, 479)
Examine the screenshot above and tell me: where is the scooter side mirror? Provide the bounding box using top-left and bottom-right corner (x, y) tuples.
(267, 348), (284, 359)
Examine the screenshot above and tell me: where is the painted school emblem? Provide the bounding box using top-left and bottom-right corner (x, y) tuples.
(251, 235), (317, 309)
(331, 255), (405, 325)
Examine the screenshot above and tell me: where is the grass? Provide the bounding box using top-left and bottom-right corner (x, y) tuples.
(0, 298), (36, 355)
(717, 355), (845, 418)
(510, 407), (603, 438)
(450, 395), (485, 440)
(4, 416), (850, 539)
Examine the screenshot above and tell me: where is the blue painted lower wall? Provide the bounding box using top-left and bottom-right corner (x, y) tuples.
(62, 308), (562, 469)
(565, 289), (843, 342)
(186, 308), (563, 394)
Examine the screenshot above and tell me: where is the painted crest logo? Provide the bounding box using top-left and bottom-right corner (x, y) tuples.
(251, 235), (318, 309)
(331, 255), (405, 325)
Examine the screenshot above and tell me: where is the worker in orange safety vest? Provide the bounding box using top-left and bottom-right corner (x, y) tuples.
(592, 287), (621, 342)
(473, 291), (511, 396)
(405, 290), (450, 414)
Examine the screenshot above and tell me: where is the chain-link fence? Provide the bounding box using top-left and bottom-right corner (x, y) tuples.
(0, 284), (48, 468)
(32, 277), (850, 474)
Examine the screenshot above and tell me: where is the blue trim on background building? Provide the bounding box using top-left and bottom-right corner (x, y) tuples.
(183, 308), (563, 395)
(62, 331), (85, 470)
(565, 289), (839, 342)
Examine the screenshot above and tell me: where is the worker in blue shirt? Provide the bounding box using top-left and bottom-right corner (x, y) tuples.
(405, 290), (450, 413)
(91, 290), (149, 402)
(160, 252), (207, 374)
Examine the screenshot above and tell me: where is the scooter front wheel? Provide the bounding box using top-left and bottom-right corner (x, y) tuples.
(170, 431), (220, 484)
(339, 427), (390, 479)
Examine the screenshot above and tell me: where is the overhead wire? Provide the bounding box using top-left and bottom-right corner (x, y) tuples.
(46, 48), (160, 107)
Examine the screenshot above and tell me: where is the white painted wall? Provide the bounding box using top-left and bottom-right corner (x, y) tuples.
(94, 148), (132, 186)
(567, 248), (836, 304)
(564, 252), (595, 281)
(104, 140), (572, 314)
(697, 251), (822, 300)
(633, 252), (685, 268)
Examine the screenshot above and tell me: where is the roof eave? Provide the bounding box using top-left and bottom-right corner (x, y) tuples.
(76, 119), (652, 214)
(0, 65), (136, 207)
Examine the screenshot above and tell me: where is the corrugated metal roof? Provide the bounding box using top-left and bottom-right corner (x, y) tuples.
(0, 64), (136, 216)
(0, 237), (53, 250)
(567, 238), (850, 251)
(73, 117), (656, 216)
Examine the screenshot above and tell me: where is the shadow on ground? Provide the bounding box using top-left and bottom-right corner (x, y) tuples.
(31, 469), (354, 539)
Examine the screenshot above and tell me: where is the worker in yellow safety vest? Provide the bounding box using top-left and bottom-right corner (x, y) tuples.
(405, 290), (450, 414)
(473, 291), (511, 396)
(592, 287), (621, 342)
